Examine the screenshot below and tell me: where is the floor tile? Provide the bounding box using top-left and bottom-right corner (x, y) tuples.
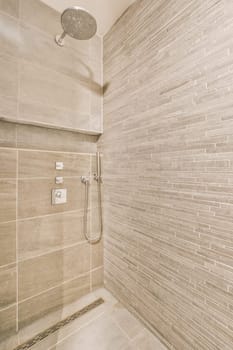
(110, 302), (144, 339)
(126, 328), (168, 350)
(9, 288), (168, 350)
(50, 314), (129, 350)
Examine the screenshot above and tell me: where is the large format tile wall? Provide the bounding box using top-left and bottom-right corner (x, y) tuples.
(0, 120), (103, 344)
(0, 0), (102, 133)
(101, 0), (233, 349)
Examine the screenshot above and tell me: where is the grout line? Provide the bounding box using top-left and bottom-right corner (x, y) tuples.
(18, 240), (88, 263)
(91, 266), (104, 273)
(16, 149), (19, 333)
(0, 220), (16, 225)
(0, 8), (19, 21)
(17, 208), (84, 222)
(0, 146), (97, 156)
(17, 176), (87, 180)
(15, 0), (20, 333)
(17, 208), (94, 223)
(0, 302), (17, 313)
(110, 315), (132, 342)
(1, 117), (102, 137)
(0, 208), (84, 226)
(18, 272), (91, 305)
(0, 261), (16, 270)
(0, 176), (87, 181)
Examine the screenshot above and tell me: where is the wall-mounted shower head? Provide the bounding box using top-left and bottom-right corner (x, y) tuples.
(55, 6), (97, 47)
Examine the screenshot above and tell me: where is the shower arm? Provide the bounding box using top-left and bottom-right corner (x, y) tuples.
(55, 6), (97, 47)
(55, 31), (67, 47)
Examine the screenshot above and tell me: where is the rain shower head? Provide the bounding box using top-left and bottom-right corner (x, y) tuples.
(55, 6), (97, 47)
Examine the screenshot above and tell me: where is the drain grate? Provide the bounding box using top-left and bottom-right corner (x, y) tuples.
(14, 298), (104, 350)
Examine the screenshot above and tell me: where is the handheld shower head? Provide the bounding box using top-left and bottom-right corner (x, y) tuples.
(55, 6), (97, 47)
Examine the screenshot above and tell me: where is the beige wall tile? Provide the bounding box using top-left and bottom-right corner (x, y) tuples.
(0, 180), (16, 222)
(19, 0), (60, 36)
(0, 11), (19, 57)
(0, 0), (19, 18)
(18, 212), (84, 260)
(19, 251), (63, 301)
(0, 305), (16, 342)
(17, 55), (95, 132)
(19, 22), (73, 76)
(18, 150), (90, 178)
(90, 111), (102, 132)
(92, 241), (103, 269)
(0, 95), (18, 121)
(18, 178), (84, 219)
(92, 267), (104, 290)
(18, 102), (91, 132)
(0, 149), (16, 178)
(19, 62), (90, 116)
(91, 207), (102, 241)
(63, 243), (90, 281)
(91, 185), (100, 208)
(0, 333), (18, 350)
(0, 265), (16, 309)
(19, 22), (97, 87)
(0, 54), (18, 98)
(0, 121), (16, 148)
(91, 154), (97, 174)
(0, 221), (16, 266)
(19, 243), (90, 300)
(18, 274), (90, 329)
(90, 36), (102, 77)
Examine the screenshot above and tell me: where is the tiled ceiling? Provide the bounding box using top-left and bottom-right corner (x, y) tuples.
(40, 0), (137, 36)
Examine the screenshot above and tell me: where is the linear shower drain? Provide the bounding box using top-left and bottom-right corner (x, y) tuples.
(14, 298), (104, 350)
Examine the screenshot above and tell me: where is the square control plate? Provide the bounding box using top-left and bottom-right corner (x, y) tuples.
(52, 189), (67, 205)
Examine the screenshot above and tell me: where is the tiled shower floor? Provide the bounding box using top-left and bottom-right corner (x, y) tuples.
(3, 289), (168, 350)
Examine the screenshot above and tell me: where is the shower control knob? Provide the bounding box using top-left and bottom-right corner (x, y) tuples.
(56, 191), (62, 198)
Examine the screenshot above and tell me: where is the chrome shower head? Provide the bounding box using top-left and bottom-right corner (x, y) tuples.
(55, 6), (97, 47)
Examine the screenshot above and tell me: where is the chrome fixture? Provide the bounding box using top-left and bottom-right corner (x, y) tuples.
(55, 176), (63, 184)
(55, 6), (97, 47)
(81, 175), (90, 185)
(81, 152), (103, 244)
(52, 188), (67, 205)
(94, 152), (103, 242)
(55, 161), (64, 170)
(94, 151), (102, 183)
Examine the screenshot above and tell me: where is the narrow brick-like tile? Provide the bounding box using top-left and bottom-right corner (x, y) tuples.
(100, 1), (233, 349)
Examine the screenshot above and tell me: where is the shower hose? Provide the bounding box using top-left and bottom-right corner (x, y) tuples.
(82, 175), (103, 244)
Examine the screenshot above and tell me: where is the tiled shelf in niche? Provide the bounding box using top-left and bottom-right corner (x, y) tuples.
(0, 117), (103, 136)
